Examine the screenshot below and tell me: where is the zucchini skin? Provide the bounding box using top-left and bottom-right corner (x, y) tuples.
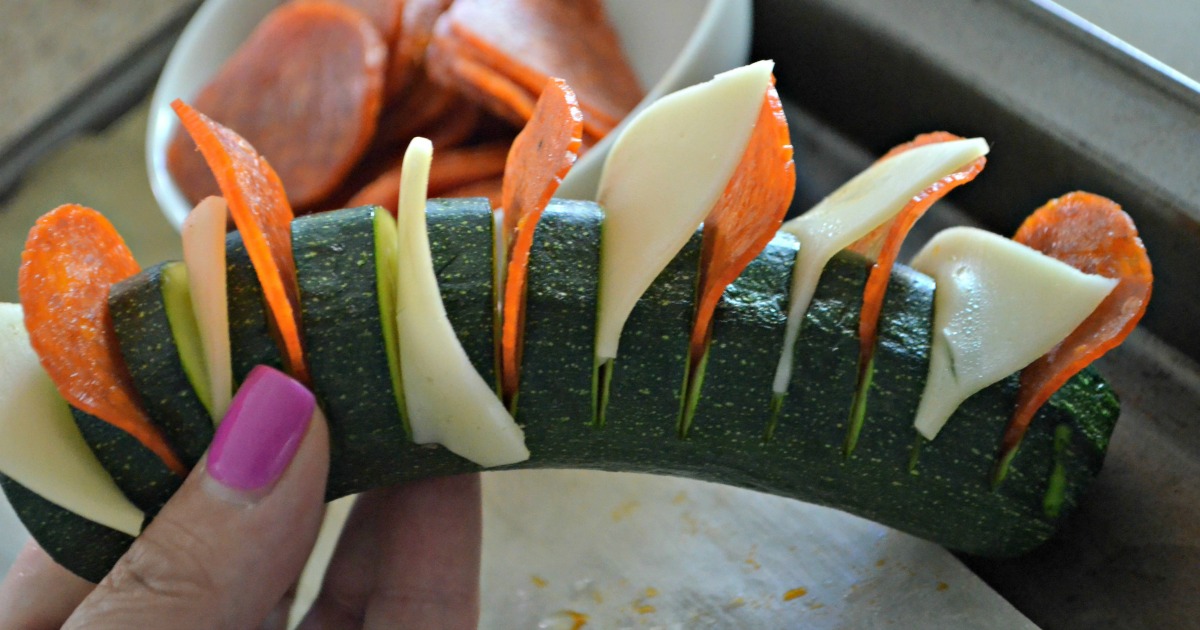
(108, 262), (214, 469)
(293, 206), (409, 498)
(225, 231), (284, 385)
(426, 198), (497, 385)
(38, 201), (1119, 580)
(0, 473), (135, 583)
(70, 407), (181, 516)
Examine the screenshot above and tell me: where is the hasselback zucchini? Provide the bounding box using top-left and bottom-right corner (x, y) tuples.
(4, 199), (1119, 581)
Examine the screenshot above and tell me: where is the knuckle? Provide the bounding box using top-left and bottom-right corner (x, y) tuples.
(103, 513), (222, 603)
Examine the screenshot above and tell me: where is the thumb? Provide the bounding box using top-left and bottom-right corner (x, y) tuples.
(65, 366), (329, 629)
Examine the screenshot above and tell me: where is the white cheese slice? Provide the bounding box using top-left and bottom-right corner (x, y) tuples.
(909, 227), (1117, 439)
(394, 138), (529, 467)
(182, 196), (233, 421)
(0, 303), (144, 537)
(593, 60), (774, 360)
(771, 138), (990, 394)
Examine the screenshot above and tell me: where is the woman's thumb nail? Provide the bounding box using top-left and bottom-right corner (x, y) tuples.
(205, 365), (315, 500)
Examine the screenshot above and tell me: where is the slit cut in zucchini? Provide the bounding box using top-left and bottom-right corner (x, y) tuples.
(8, 202), (1121, 582)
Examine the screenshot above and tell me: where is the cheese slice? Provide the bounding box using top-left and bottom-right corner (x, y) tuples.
(182, 196), (232, 421)
(909, 227), (1117, 439)
(0, 303), (144, 537)
(394, 138), (529, 466)
(772, 138), (989, 394)
(593, 60), (774, 360)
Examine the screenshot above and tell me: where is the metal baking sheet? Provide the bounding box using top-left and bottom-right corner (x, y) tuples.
(755, 1), (1200, 627)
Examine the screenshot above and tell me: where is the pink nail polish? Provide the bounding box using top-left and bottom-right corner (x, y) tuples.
(206, 366), (315, 492)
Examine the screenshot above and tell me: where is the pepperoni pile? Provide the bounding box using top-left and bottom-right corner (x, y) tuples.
(167, 0), (644, 215)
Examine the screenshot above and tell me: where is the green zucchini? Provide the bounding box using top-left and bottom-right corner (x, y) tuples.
(10, 202), (1120, 582)
(687, 233), (799, 454)
(599, 229), (703, 435)
(426, 198), (497, 385)
(0, 473), (134, 584)
(515, 200), (602, 451)
(108, 262), (214, 469)
(293, 206), (408, 499)
(225, 231), (284, 385)
(70, 407), (181, 516)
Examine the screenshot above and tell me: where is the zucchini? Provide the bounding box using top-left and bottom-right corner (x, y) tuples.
(108, 262), (214, 469)
(516, 200), (602, 450)
(688, 233), (799, 452)
(0, 474), (134, 583)
(293, 206), (407, 498)
(9, 203), (1120, 582)
(426, 198), (497, 384)
(71, 407), (181, 516)
(225, 231), (284, 385)
(599, 229), (703, 436)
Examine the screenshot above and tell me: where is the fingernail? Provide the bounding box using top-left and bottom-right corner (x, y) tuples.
(206, 366), (315, 495)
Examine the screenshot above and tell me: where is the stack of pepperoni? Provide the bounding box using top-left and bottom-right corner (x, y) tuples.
(167, 0), (644, 215)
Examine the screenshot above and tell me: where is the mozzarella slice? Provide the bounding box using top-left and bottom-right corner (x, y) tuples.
(182, 196), (232, 421)
(0, 303), (144, 537)
(909, 227), (1117, 439)
(593, 60), (774, 360)
(772, 138), (990, 394)
(394, 138), (529, 466)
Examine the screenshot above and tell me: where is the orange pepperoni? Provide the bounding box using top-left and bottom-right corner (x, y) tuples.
(302, 0), (405, 44)
(689, 81), (795, 361)
(418, 98), (484, 150)
(167, 1), (386, 210)
(848, 132), (985, 381)
(375, 73), (460, 149)
(18, 205), (185, 475)
(427, 0), (641, 138)
(442, 175), (504, 208)
(499, 79), (583, 403)
(1002, 192), (1152, 457)
(348, 142), (511, 213)
(173, 100), (309, 384)
(387, 0), (454, 99)
(426, 34), (537, 127)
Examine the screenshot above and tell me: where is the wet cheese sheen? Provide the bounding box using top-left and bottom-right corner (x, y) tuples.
(594, 60), (774, 360)
(0, 303), (144, 537)
(773, 138), (990, 394)
(909, 227), (1117, 439)
(394, 138), (529, 466)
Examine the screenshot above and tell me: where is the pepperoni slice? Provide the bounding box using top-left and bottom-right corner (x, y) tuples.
(173, 100), (309, 384)
(304, 0), (405, 44)
(375, 73), (460, 149)
(442, 175), (504, 208)
(426, 33), (537, 126)
(499, 79), (584, 403)
(1001, 192), (1152, 461)
(167, 1), (386, 210)
(689, 82), (795, 362)
(427, 0), (641, 138)
(848, 132), (986, 382)
(387, 0), (454, 98)
(348, 142), (511, 213)
(19, 205), (185, 475)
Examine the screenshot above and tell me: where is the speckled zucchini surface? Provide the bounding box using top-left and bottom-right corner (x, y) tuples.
(108, 262), (213, 469)
(11, 200), (1120, 583)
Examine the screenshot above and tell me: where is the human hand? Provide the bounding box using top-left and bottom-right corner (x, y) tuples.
(0, 365), (482, 629)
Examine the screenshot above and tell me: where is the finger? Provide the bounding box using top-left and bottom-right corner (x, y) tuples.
(0, 539), (95, 628)
(300, 474), (482, 629)
(65, 366), (329, 629)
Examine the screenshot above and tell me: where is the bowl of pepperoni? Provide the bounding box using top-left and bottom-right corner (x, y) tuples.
(147, 0), (752, 228)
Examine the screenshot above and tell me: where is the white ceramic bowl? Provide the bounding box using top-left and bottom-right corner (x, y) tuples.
(147, 0), (752, 229)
